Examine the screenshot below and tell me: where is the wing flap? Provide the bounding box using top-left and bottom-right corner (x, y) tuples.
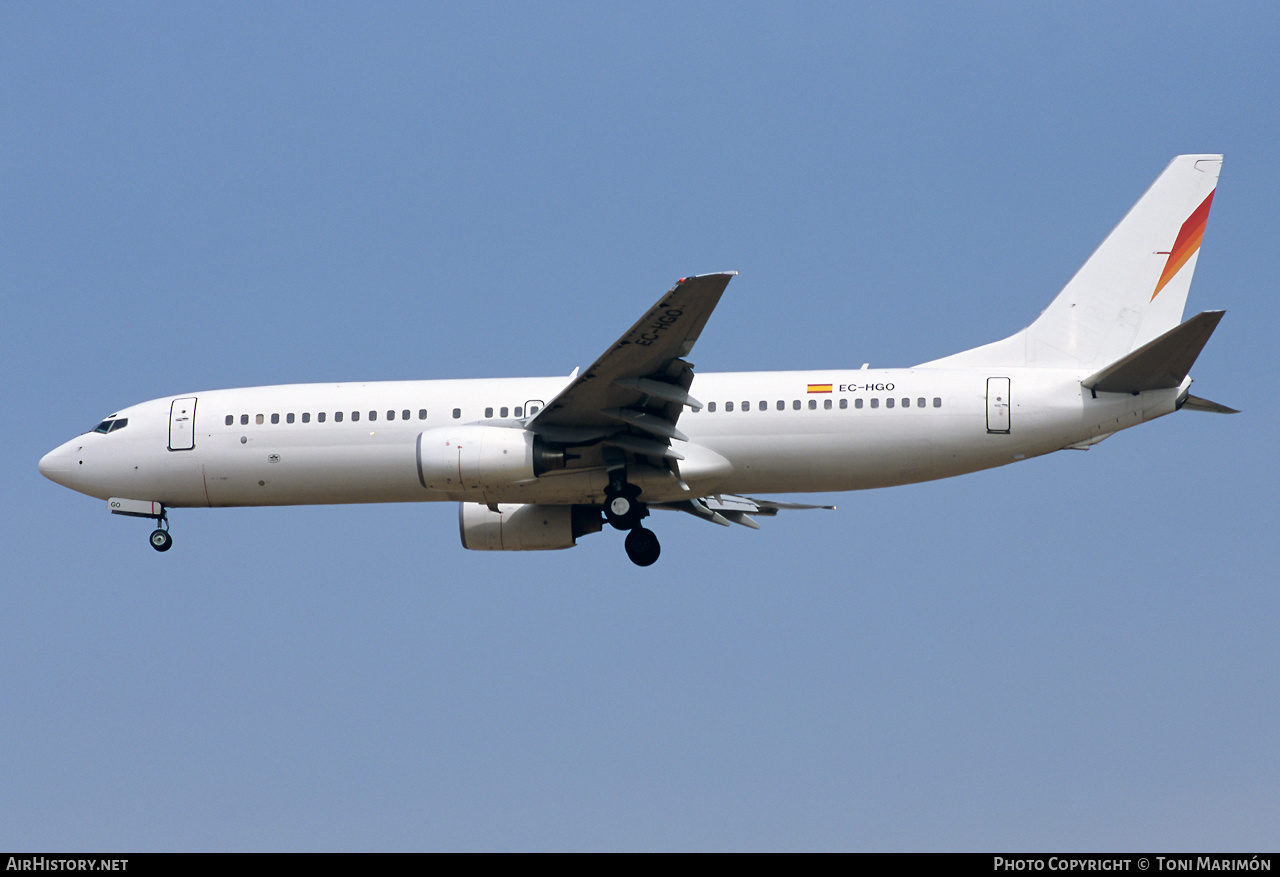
(651, 494), (836, 528)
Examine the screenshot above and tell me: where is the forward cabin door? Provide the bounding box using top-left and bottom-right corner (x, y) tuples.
(986, 378), (1010, 434)
(169, 397), (197, 450)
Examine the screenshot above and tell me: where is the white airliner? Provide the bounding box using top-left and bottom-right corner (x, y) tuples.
(39, 155), (1235, 566)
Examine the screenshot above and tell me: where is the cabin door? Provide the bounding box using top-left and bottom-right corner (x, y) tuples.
(169, 397), (197, 451)
(986, 378), (1010, 434)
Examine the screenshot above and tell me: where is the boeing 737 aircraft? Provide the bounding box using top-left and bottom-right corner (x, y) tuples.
(39, 155), (1234, 566)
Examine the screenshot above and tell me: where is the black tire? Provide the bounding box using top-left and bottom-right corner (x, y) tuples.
(149, 529), (173, 552)
(624, 527), (661, 567)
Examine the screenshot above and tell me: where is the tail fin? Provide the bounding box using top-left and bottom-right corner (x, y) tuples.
(921, 154), (1222, 370)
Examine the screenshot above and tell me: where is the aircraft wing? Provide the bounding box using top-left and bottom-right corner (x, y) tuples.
(527, 272), (736, 455)
(653, 494), (837, 528)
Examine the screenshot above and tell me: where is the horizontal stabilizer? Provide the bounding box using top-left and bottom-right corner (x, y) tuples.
(1083, 310), (1224, 394)
(1180, 394), (1239, 414)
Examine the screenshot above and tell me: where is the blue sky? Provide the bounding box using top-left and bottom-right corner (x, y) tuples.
(4, 2), (1278, 851)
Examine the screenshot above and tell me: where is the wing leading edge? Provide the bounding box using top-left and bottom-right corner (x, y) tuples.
(528, 272), (736, 465)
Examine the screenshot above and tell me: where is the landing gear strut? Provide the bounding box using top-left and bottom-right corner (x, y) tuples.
(149, 510), (172, 552)
(603, 476), (646, 531)
(605, 474), (660, 566)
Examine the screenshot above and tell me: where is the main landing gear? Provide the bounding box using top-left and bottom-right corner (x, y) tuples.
(605, 475), (660, 567)
(624, 526), (660, 567)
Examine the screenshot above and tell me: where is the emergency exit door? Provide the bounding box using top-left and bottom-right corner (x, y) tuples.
(986, 378), (1010, 434)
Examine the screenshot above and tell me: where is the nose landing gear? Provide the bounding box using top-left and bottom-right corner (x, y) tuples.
(148, 509), (172, 552)
(149, 528), (173, 552)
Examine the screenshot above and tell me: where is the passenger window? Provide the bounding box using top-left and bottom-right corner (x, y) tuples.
(871, 398), (879, 409)
(318, 412), (326, 422)
(855, 398), (863, 409)
(708, 402), (716, 412)
(529, 405), (540, 415)
(917, 398), (926, 408)
(241, 414), (249, 425)
(933, 397), (942, 408)
(485, 407), (494, 418)
(368, 411), (376, 421)
(792, 400), (801, 410)
(901, 398), (909, 408)
(452, 408), (461, 419)
(808, 399), (817, 410)
(401, 410), (410, 420)
(418, 409), (427, 420)
(302, 413), (310, 423)
(726, 401), (734, 412)
(225, 415), (233, 426)
(287, 413), (295, 424)
(824, 399), (832, 409)
(776, 400), (784, 410)
(335, 412), (344, 422)
(271, 413), (280, 424)
(742, 401), (750, 411)
(350, 411), (359, 422)
(387, 410), (395, 421)
(256, 414), (264, 425)
(839, 398), (848, 409)
(759, 401), (767, 411)
(886, 398), (894, 408)
(500, 407), (509, 418)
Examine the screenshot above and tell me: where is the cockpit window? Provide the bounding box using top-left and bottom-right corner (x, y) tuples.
(91, 417), (129, 434)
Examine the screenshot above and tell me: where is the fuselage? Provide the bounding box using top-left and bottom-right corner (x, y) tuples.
(37, 366), (1183, 510)
(35, 156), (1226, 566)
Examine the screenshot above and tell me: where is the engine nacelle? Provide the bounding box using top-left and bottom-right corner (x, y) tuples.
(418, 425), (553, 492)
(458, 503), (603, 551)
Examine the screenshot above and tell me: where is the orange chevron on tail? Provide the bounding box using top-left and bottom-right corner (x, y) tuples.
(1153, 190), (1215, 301)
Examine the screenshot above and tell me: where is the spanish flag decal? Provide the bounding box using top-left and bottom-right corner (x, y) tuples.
(807, 383), (833, 394)
(1152, 190), (1214, 301)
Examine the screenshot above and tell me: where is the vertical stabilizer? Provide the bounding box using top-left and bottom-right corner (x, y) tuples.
(921, 155), (1221, 370)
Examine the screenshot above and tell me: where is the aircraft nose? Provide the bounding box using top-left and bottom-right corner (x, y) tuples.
(38, 442), (75, 486)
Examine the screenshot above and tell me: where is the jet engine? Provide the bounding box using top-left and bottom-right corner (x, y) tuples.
(417, 426), (564, 493)
(458, 502), (603, 551)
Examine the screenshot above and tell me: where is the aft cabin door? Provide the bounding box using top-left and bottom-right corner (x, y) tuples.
(169, 397), (197, 451)
(986, 378), (1010, 434)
